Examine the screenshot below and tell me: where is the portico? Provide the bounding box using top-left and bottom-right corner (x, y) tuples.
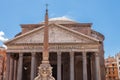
(5, 42), (101, 80)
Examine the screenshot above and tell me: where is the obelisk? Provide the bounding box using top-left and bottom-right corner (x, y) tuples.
(42, 4), (49, 63)
(34, 5), (55, 80)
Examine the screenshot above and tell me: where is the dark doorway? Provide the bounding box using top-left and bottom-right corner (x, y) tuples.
(49, 52), (57, 80)
(51, 64), (57, 80)
(75, 52), (83, 80)
(22, 54), (31, 80)
(22, 62), (31, 80)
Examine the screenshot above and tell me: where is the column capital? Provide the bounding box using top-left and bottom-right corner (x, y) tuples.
(11, 53), (15, 58)
(19, 53), (23, 57)
(31, 52), (36, 56)
(82, 51), (87, 57)
(94, 53), (100, 57)
(6, 53), (10, 57)
(57, 51), (61, 55)
(70, 52), (74, 56)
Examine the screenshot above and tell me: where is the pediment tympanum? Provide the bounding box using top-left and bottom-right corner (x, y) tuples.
(5, 24), (99, 45)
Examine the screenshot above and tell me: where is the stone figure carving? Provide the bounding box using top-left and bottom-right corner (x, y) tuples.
(34, 63), (55, 80)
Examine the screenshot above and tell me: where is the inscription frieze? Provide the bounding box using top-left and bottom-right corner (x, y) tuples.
(7, 44), (98, 51)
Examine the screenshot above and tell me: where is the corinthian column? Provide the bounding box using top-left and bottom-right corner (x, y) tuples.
(70, 52), (74, 80)
(17, 53), (23, 80)
(31, 52), (36, 80)
(13, 59), (17, 80)
(82, 52), (87, 80)
(9, 54), (14, 80)
(95, 53), (101, 80)
(6, 53), (10, 80)
(57, 52), (61, 80)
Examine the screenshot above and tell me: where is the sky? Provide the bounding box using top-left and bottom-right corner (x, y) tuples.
(0, 0), (120, 58)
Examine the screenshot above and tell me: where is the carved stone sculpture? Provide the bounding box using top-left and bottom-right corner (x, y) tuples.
(34, 63), (55, 80)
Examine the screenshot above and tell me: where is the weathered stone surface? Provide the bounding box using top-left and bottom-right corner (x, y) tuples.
(4, 19), (105, 80)
(34, 63), (55, 80)
(0, 47), (6, 80)
(6, 24), (99, 44)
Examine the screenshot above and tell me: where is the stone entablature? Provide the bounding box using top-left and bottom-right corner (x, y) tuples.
(6, 43), (99, 53)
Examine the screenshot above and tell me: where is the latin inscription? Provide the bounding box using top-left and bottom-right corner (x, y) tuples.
(8, 44), (98, 50)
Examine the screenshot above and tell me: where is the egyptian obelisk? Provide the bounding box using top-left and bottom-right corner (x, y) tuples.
(34, 5), (55, 80)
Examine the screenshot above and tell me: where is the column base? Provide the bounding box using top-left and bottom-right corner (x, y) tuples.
(34, 61), (55, 80)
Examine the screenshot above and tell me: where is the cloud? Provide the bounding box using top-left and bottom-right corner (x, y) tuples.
(2, 44), (7, 49)
(49, 16), (74, 21)
(0, 31), (8, 42)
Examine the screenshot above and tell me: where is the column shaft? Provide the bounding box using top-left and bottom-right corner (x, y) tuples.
(82, 52), (87, 80)
(57, 52), (61, 80)
(90, 56), (93, 80)
(13, 59), (17, 80)
(9, 55), (14, 80)
(31, 52), (36, 80)
(17, 53), (23, 80)
(95, 53), (101, 80)
(70, 52), (74, 80)
(6, 53), (10, 80)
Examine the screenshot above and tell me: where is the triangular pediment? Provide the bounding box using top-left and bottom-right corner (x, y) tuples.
(5, 23), (99, 45)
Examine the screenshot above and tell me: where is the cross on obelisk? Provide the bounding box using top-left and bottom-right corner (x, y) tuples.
(34, 4), (55, 80)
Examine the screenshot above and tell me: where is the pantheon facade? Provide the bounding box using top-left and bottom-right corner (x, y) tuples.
(5, 17), (105, 80)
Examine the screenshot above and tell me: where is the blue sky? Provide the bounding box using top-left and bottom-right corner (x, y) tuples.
(0, 0), (120, 58)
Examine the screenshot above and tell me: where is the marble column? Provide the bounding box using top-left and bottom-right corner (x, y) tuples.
(70, 52), (74, 80)
(57, 51), (61, 80)
(90, 55), (93, 80)
(13, 59), (17, 80)
(82, 52), (88, 80)
(31, 52), (36, 80)
(95, 53), (101, 80)
(17, 53), (23, 80)
(9, 54), (14, 80)
(6, 53), (10, 80)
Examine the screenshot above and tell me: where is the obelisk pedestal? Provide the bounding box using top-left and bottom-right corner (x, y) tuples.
(34, 62), (55, 80)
